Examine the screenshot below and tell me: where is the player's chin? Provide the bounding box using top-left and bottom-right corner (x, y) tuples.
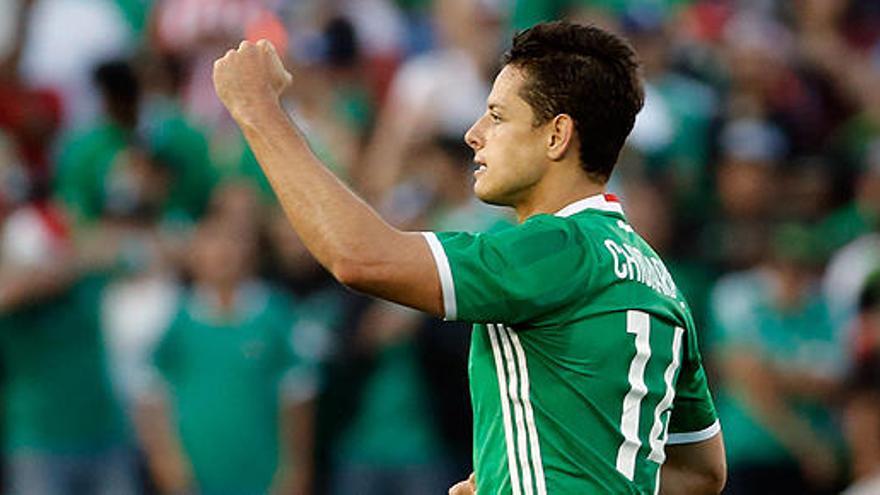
(474, 181), (508, 207)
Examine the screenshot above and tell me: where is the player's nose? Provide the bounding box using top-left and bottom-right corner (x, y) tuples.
(464, 119), (484, 150)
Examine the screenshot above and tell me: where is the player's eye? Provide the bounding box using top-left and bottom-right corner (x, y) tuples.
(490, 112), (502, 123)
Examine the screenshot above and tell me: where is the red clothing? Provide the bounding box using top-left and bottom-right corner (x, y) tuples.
(0, 81), (63, 182)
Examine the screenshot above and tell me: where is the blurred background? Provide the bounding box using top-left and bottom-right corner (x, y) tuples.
(1, 0), (880, 494)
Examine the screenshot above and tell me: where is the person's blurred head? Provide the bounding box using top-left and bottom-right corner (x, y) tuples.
(464, 22), (644, 205)
(188, 215), (257, 289)
(102, 145), (171, 224)
(434, 0), (502, 68)
(322, 16), (359, 69)
(722, 12), (793, 95)
(208, 180), (263, 234)
(779, 156), (833, 221)
(267, 208), (327, 293)
(620, 5), (670, 79)
(137, 50), (187, 97)
(93, 59), (141, 129)
(716, 118), (786, 218)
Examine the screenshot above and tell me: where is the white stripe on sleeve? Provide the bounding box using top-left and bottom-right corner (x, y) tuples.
(666, 420), (721, 445)
(420, 232), (457, 320)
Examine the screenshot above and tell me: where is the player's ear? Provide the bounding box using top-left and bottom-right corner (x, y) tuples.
(546, 114), (575, 161)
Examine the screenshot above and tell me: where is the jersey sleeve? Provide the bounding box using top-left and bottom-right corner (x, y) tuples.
(668, 323), (720, 444)
(421, 215), (599, 324)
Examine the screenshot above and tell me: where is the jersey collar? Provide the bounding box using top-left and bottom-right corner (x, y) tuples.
(554, 193), (625, 217)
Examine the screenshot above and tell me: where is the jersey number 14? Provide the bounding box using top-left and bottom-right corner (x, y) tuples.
(615, 310), (684, 482)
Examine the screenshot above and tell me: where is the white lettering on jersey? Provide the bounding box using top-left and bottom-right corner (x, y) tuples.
(604, 239), (678, 299)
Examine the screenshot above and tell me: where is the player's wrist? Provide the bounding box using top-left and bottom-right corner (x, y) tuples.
(229, 97), (285, 128)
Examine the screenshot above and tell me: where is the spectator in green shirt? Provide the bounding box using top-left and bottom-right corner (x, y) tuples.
(140, 216), (316, 495)
(54, 60), (139, 225)
(0, 201), (136, 495)
(56, 55), (219, 227)
(709, 224), (846, 495)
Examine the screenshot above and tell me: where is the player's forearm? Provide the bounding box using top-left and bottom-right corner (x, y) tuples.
(216, 41), (441, 315)
(236, 104), (405, 282)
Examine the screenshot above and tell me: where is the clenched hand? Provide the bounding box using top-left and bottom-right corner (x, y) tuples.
(212, 39), (292, 122)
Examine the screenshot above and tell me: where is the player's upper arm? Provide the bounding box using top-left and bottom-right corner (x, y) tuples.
(335, 231), (444, 318)
(661, 431), (726, 495)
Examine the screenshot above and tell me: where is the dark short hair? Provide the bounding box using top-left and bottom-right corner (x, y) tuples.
(503, 21), (644, 183)
(93, 59), (140, 104)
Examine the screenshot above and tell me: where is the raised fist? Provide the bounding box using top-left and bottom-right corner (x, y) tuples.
(213, 39), (292, 121)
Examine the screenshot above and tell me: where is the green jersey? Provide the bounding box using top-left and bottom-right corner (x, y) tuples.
(153, 282), (303, 493)
(422, 194), (718, 495)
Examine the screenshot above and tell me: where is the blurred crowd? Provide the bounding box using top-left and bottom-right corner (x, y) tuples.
(2, 0), (880, 494)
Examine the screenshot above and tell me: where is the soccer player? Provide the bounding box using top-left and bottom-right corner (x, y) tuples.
(213, 21), (726, 495)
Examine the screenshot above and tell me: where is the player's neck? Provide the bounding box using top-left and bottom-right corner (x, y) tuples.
(513, 168), (606, 223)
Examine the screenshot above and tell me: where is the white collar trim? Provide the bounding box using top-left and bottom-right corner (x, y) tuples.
(554, 193), (624, 217)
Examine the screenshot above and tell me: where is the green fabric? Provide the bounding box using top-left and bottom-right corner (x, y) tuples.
(579, 0), (693, 15)
(335, 339), (445, 466)
(511, 0), (694, 30)
(393, 0), (432, 12)
(154, 283), (299, 494)
(333, 86), (374, 135)
(834, 112), (880, 175)
(708, 270), (844, 467)
(56, 105), (217, 225)
(511, 0), (573, 30)
(0, 275), (126, 454)
(145, 98), (218, 221)
(235, 145), (278, 200)
(647, 75), (716, 179)
(818, 202), (877, 255)
(54, 122), (131, 224)
(112, 0), (153, 39)
(432, 195), (717, 494)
